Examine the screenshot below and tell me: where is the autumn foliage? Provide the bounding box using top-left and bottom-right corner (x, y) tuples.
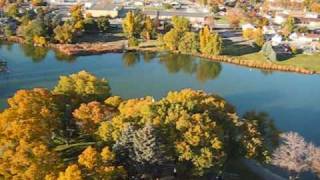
(0, 71), (278, 179)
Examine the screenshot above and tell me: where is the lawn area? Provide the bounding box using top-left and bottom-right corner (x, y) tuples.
(215, 16), (229, 24)
(241, 52), (320, 72)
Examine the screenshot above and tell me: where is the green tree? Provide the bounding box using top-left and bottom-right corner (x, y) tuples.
(96, 16), (110, 32)
(4, 25), (13, 37)
(178, 32), (199, 54)
(54, 23), (75, 43)
(17, 19), (46, 44)
(83, 17), (98, 33)
(171, 16), (190, 34)
(5, 3), (19, 18)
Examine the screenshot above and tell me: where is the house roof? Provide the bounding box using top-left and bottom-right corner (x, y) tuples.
(89, 1), (118, 11)
(142, 10), (210, 18)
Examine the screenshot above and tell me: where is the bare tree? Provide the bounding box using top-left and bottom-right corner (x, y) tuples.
(272, 132), (309, 180)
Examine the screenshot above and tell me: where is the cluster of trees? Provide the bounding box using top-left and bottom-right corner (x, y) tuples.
(160, 16), (222, 56)
(272, 132), (320, 179)
(2, 2), (110, 45)
(122, 10), (156, 47)
(242, 28), (265, 47)
(0, 71), (280, 179)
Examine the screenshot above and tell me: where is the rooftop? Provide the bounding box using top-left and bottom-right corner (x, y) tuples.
(142, 10), (210, 18)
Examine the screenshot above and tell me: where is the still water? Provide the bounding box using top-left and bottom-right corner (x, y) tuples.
(0, 43), (319, 145)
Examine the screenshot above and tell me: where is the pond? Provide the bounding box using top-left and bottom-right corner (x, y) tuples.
(0, 43), (320, 147)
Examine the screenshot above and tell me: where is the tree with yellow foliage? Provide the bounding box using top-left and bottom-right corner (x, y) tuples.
(57, 164), (83, 180)
(77, 146), (127, 179)
(70, 4), (84, 22)
(199, 26), (211, 53)
(98, 88), (272, 176)
(243, 28), (255, 40)
(0, 71), (276, 179)
(33, 35), (47, 47)
(163, 29), (180, 51)
(141, 16), (155, 40)
(122, 11), (144, 39)
(53, 71), (111, 105)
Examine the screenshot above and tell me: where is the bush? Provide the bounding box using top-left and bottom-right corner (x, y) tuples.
(128, 37), (139, 47)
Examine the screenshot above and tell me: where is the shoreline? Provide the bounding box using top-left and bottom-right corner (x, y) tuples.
(1, 36), (317, 75)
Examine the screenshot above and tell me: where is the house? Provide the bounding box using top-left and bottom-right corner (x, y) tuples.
(48, 0), (83, 6)
(142, 10), (210, 29)
(274, 13), (288, 25)
(85, 3), (120, 18)
(271, 34), (283, 46)
(242, 23), (256, 31)
(289, 32), (320, 48)
(263, 25), (276, 35)
(298, 17), (320, 29)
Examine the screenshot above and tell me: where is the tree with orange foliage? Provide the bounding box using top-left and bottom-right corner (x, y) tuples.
(73, 101), (114, 134)
(0, 88), (61, 179)
(227, 9), (241, 29)
(311, 2), (320, 13)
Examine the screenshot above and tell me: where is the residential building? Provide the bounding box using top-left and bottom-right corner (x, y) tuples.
(85, 3), (121, 18)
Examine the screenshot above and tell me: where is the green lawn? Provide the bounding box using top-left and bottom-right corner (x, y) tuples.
(241, 52), (320, 72)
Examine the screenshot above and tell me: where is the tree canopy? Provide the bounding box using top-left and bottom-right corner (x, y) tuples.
(0, 71), (279, 179)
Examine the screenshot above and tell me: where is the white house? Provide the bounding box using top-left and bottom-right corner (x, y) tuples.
(263, 26), (276, 35)
(289, 33), (320, 48)
(271, 34), (283, 46)
(274, 14), (287, 25)
(241, 23), (256, 31)
(305, 12), (319, 19)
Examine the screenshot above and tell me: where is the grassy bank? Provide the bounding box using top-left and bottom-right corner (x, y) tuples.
(241, 52), (320, 73)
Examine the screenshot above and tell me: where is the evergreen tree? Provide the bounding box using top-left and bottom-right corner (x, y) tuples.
(132, 125), (164, 166)
(113, 125), (166, 178)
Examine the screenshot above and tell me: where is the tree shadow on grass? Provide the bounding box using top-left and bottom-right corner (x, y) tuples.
(222, 39), (260, 56)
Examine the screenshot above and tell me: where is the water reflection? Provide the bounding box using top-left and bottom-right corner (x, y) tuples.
(20, 44), (49, 62)
(54, 51), (77, 62)
(122, 52), (222, 83)
(159, 53), (196, 74)
(196, 61), (222, 83)
(141, 51), (157, 63)
(122, 51), (141, 67)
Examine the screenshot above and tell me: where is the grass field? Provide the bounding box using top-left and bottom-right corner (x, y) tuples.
(241, 52), (320, 72)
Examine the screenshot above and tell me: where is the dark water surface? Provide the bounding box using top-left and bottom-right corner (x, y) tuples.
(1, 43), (319, 146)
